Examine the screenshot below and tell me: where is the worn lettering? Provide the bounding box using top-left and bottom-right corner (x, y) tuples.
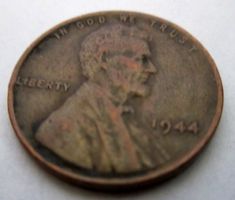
(150, 19), (158, 27)
(54, 28), (68, 40)
(159, 23), (168, 32)
(169, 30), (178, 38)
(150, 21), (196, 52)
(15, 76), (71, 92)
(87, 18), (94, 26)
(189, 45), (197, 52)
(120, 14), (135, 23)
(76, 21), (85, 29)
(75, 16), (106, 30)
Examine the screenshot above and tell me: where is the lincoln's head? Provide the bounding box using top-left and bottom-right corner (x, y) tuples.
(79, 24), (157, 98)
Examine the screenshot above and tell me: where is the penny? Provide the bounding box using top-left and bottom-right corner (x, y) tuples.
(8, 11), (223, 191)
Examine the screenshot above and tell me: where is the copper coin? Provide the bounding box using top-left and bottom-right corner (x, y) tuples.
(8, 11), (223, 191)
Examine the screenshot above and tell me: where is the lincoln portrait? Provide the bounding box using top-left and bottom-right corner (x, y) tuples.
(35, 24), (168, 173)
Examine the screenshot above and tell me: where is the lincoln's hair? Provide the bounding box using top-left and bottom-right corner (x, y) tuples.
(79, 24), (150, 79)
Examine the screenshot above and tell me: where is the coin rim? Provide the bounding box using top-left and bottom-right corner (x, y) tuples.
(8, 11), (223, 189)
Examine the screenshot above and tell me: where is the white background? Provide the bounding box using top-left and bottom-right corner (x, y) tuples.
(0, 0), (235, 199)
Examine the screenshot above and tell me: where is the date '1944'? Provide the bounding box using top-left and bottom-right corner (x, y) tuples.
(152, 120), (199, 135)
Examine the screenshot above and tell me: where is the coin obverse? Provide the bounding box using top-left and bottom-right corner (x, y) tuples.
(8, 11), (223, 191)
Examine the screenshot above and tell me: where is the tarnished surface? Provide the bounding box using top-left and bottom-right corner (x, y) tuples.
(8, 11), (223, 190)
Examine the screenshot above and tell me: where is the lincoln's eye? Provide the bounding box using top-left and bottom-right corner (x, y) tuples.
(142, 55), (148, 64)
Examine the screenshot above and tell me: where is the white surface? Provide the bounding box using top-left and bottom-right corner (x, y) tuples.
(0, 0), (235, 199)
